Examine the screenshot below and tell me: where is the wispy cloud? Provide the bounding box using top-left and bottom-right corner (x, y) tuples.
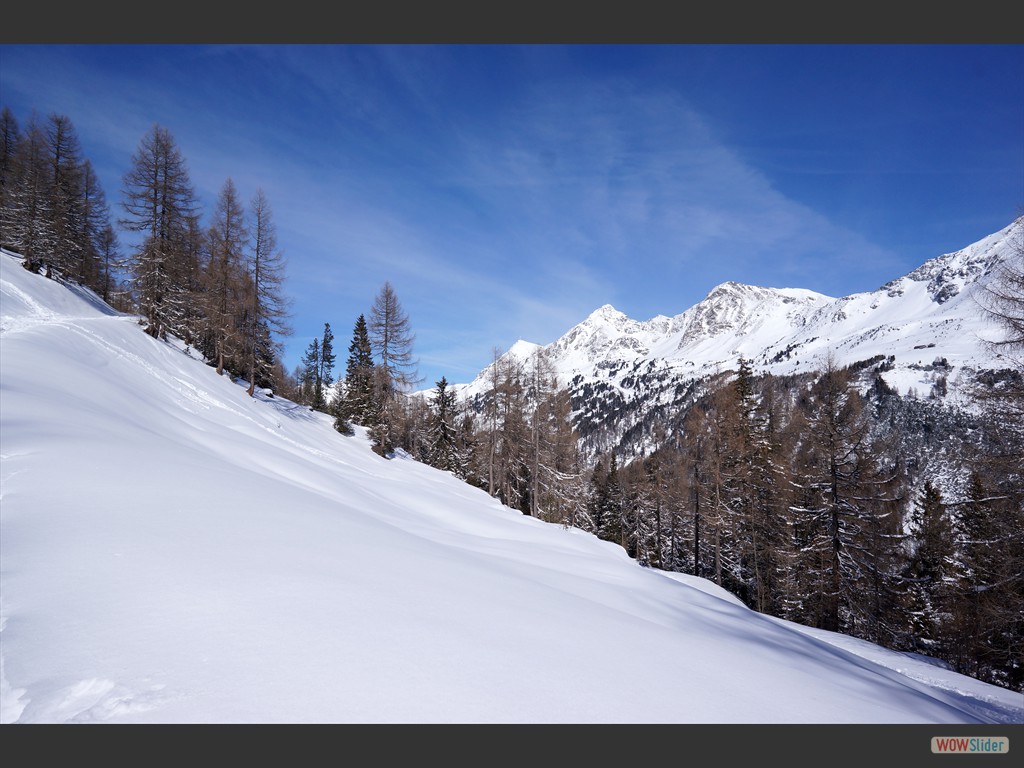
(216, 53), (915, 377)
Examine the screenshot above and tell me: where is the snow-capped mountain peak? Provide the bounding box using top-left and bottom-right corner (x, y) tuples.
(883, 225), (1011, 305)
(588, 302), (630, 324)
(676, 281), (830, 343)
(459, 217), (1021, 460)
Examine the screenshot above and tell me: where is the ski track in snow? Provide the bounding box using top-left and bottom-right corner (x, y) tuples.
(3, 268), (403, 509)
(0, 274), (61, 336)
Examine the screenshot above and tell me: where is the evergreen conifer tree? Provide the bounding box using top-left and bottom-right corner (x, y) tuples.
(596, 453), (624, 545)
(427, 376), (463, 475)
(789, 357), (903, 641)
(904, 480), (955, 654)
(300, 336), (321, 408)
(319, 322), (335, 410)
(338, 313), (376, 427)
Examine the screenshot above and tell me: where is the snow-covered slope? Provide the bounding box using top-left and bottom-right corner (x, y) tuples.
(464, 221), (1017, 397)
(2, 248), (1021, 725)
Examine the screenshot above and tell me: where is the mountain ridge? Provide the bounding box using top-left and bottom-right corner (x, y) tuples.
(464, 220), (1016, 390)
(456, 217), (1021, 460)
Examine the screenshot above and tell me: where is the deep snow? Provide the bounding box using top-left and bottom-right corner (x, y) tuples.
(1, 248), (1021, 727)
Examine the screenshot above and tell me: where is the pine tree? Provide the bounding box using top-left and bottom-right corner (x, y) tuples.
(953, 469), (1024, 690)
(963, 215), (1024, 690)
(5, 113), (54, 274)
(595, 453), (625, 545)
(77, 159), (113, 292)
(904, 480), (956, 655)
(300, 336), (321, 408)
(202, 178), (249, 375)
(621, 459), (659, 566)
(752, 373), (798, 616)
(487, 352), (529, 511)
(517, 349), (586, 526)
(426, 376), (463, 475)
(648, 448), (689, 573)
(0, 106), (20, 251)
(717, 356), (782, 609)
(395, 393), (431, 460)
(295, 322), (337, 412)
(367, 281), (418, 457)
(244, 188), (291, 396)
(694, 378), (737, 590)
(338, 313), (376, 427)
(120, 124), (199, 339)
(789, 357), (904, 641)
(679, 388), (718, 580)
(483, 347), (503, 497)
(537, 384), (587, 528)
(42, 113), (85, 279)
(457, 410), (488, 492)
(177, 213), (207, 352)
(95, 222), (122, 305)
(318, 322), (335, 410)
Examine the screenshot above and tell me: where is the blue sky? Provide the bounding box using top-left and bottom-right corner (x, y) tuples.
(1, 44), (1022, 388)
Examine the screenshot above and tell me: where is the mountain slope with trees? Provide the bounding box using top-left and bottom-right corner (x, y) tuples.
(451, 218), (1024, 692)
(2, 247), (1021, 726)
(1, 109), (295, 397)
(2, 101), (1020, 699)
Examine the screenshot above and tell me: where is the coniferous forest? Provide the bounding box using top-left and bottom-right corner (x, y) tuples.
(2, 105), (1021, 693)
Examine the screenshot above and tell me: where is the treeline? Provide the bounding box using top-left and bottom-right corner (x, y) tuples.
(1, 107), (121, 302)
(0, 107), (292, 395)
(301, 254), (1022, 693)
(427, 349), (1021, 692)
(294, 297), (589, 523)
(576, 356), (1023, 691)
(454, 348), (587, 522)
(291, 282), (423, 460)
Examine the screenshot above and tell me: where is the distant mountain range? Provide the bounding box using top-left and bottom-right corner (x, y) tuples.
(457, 218), (1021, 460)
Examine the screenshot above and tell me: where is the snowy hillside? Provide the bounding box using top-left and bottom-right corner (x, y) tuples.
(1, 248), (1022, 725)
(460, 222), (1017, 398)
(456, 220), (1020, 459)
